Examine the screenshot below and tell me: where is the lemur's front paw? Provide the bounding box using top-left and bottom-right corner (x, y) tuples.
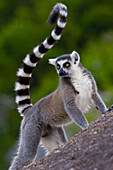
(106, 105), (113, 112)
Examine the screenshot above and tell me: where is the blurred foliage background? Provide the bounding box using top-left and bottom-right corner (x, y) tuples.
(0, 0), (113, 169)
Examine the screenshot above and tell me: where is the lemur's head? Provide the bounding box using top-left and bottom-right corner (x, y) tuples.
(49, 51), (80, 77)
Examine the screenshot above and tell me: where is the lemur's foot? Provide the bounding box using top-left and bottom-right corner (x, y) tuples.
(107, 105), (113, 112)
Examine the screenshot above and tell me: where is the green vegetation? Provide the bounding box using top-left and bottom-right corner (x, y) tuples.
(0, 0), (113, 169)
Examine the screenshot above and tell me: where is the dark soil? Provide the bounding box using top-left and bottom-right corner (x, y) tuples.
(22, 111), (113, 170)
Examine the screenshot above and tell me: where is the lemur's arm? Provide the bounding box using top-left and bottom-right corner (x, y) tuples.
(92, 93), (113, 114)
(64, 100), (89, 129)
(61, 77), (89, 129)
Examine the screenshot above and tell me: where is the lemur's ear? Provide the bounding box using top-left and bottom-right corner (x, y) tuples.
(70, 51), (80, 64)
(48, 58), (57, 66)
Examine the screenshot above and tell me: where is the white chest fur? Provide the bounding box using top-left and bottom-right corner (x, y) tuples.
(71, 68), (93, 113)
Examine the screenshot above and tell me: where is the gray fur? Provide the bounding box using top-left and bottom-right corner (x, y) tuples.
(9, 44), (113, 169)
(9, 108), (43, 170)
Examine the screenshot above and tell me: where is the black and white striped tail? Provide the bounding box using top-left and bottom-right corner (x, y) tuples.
(15, 3), (68, 116)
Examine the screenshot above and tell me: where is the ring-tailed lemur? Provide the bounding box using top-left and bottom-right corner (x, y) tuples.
(9, 3), (113, 170)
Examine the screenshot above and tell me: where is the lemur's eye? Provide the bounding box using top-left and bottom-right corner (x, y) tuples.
(57, 64), (60, 70)
(64, 62), (70, 68)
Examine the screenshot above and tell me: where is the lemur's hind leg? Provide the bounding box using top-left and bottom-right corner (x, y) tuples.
(40, 126), (67, 154)
(9, 111), (43, 170)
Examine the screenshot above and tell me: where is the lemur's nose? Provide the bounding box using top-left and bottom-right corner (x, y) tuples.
(59, 69), (68, 76)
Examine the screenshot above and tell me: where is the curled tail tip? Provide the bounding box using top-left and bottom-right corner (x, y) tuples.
(47, 3), (68, 25)
(47, 5), (59, 25)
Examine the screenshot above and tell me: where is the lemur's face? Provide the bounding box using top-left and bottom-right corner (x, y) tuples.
(49, 51), (80, 77)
